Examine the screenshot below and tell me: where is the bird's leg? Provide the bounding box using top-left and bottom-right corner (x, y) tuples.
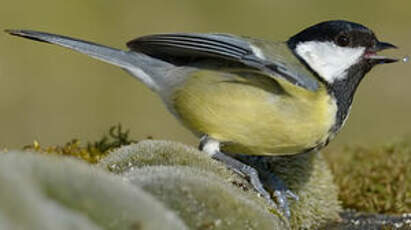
(258, 161), (299, 219)
(199, 136), (295, 219)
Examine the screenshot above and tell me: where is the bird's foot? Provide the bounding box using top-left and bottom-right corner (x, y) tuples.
(212, 151), (297, 219)
(262, 170), (299, 219)
(199, 136), (297, 219)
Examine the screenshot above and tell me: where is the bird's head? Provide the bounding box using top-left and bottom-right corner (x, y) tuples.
(287, 20), (398, 85)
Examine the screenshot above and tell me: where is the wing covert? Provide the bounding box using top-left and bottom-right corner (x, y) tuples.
(127, 33), (319, 91)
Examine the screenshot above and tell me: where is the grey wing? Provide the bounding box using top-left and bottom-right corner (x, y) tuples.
(127, 33), (319, 91)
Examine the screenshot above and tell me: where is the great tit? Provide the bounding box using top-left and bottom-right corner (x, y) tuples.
(5, 20), (398, 218)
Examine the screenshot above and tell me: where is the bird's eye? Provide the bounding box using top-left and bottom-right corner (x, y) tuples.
(336, 34), (350, 47)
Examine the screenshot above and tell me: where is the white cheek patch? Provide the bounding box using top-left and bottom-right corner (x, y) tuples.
(295, 41), (365, 83)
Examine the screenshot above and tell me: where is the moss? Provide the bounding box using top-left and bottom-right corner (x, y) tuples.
(324, 139), (411, 214)
(0, 151), (187, 230)
(14, 123), (411, 225)
(99, 140), (240, 180)
(21, 124), (137, 163)
(126, 166), (285, 230)
(100, 140), (342, 229)
(237, 151), (342, 229)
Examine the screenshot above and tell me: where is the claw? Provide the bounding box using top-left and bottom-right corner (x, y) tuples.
(261, 171), (299, 220)
(199, 136), (296, 221)
(273, 190), (291, 219)
(213, 151), (294, 220)
(287, 190), (299, 201)
(243, 164), (279, 208)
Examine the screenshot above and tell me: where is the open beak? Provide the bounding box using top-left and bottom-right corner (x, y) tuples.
(364, 41), (399, 64)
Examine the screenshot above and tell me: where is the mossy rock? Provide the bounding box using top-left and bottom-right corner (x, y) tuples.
(0, 151), (187, 230)
(99, 140), (342, 229)
(126, 166), (285, 229)
(236, 151), (342, 228)
(325, 139), (411, 214)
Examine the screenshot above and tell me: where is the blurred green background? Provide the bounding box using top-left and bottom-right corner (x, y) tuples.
(0, 0), (410, 149)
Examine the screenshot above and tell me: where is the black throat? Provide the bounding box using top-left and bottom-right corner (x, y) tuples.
(327, 61), (373, 135)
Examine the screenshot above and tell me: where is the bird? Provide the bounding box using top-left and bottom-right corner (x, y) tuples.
(5, 20), (398, 218)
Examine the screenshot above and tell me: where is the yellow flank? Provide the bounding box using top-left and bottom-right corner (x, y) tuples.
(172, 70), (337, 156)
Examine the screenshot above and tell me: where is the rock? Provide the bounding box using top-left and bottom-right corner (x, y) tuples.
(100, 140), (342, 229)
(0, 151), (187, 230)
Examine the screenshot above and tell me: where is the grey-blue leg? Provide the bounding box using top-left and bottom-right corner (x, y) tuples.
(199, 136), (297, 219)
(260, 167), (298, 219)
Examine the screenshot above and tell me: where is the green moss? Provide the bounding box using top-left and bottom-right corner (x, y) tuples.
(8, 124), (410, 228)
(21, 124), (137, 163)
(99, 140), (239, 180)
(238, 150), (342, 229)
(0, 151), (188, 230)
(100, 140), (342, 229)
(324, 139), (411, 214)
(126, 166), (285, 229)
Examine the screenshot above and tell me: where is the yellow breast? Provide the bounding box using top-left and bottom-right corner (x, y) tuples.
(171, 70), (337, 156)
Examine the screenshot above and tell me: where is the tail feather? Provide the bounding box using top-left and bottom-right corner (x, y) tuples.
(5, 29), (172, 91)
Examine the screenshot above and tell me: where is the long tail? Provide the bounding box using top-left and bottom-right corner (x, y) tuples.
(5, 29), (172, 91)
